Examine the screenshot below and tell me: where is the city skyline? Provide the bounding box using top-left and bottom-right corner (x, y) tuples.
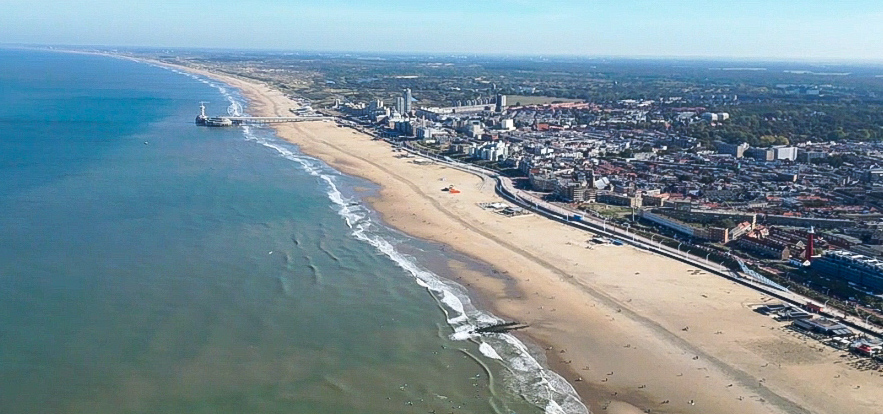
(2, 0), (883, 61)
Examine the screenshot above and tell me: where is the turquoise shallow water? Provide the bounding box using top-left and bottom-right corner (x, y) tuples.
(0, 49), (586, 414)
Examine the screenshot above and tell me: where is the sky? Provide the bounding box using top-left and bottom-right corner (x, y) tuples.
(2, 0), (883, 61)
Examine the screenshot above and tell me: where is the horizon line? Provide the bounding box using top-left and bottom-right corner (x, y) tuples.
(6, 42), (883, 66)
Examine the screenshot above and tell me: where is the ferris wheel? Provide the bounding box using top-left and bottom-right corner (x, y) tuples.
(227, 101), (244, 117)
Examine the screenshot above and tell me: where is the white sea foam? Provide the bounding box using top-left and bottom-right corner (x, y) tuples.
(253, 131), (589, 413)
(479, 342), (502, 360)
(168, 69), (590, 414)
(248, 130), (589, 414)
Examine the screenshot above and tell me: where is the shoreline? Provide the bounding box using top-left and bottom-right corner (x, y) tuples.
(147, 59), (881, 414)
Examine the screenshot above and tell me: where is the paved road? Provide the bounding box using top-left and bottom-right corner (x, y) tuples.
(395, 141), (883, 338)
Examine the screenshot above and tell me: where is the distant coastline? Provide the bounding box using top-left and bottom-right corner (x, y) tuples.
(102, 52), (883, 414)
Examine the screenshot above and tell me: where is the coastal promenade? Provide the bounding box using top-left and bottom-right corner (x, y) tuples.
(397, 141), (883, 338)
(177, 67), (883, 414)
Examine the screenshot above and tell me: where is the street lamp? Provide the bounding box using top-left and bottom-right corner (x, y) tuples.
(677, 242), (683, 255)
(705, 252), (712, 264)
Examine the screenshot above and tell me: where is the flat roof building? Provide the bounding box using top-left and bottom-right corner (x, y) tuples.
(812, 250), (883, 292)
(793, 317), (854, 337)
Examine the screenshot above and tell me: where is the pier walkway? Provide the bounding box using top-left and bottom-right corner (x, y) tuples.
(226, 116), (332, 124)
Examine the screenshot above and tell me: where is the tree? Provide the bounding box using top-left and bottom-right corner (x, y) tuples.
(718, 219), (736, 229)
(824, 154), (845, 167)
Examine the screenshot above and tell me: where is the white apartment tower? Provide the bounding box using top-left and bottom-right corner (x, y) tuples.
(396, 96), (405, 115)
(403, 88), (412, 114)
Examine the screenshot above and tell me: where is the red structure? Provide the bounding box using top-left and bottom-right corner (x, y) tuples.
(806, 227), (815, 262)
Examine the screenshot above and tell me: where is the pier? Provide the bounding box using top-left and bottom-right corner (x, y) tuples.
(195, 102), (330, 127)
(225, 116), (331, 124)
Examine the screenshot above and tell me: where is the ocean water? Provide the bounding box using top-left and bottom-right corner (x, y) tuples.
(0, 49), (586, 414)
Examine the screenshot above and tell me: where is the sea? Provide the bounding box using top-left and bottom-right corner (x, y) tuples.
(0, 49), (587, 414)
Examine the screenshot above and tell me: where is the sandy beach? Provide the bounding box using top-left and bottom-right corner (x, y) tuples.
(178, 65), (882, 414)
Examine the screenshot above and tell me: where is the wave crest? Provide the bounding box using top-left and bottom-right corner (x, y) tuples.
(165, 67), (589, 414)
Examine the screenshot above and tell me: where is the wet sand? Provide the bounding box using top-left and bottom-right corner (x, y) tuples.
(174, 65), (883, 414)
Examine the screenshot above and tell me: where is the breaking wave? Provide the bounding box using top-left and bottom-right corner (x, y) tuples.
(169, 67), (589, 414)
